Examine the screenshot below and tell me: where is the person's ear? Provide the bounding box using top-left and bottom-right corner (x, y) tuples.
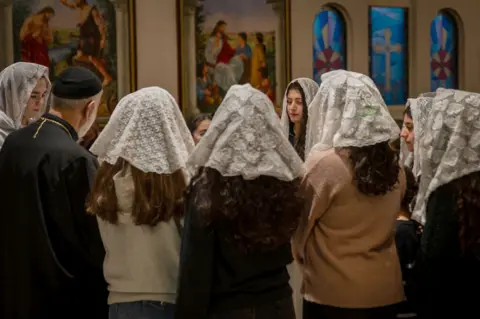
(83, 100), (96, 119)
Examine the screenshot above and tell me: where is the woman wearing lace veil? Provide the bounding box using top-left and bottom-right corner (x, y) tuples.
(280, 78), (319, 160)
(294, 71), (405, 319)
(87, 87), (195, 319)
(411, 90), (480, 318)
(400, 96), (434, 175)
(175, 84), (304, 319)
(0, 62), (50, 149)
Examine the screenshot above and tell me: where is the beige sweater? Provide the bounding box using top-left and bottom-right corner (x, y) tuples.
(97, 169), (182, 305)
(293, 148), (405, 308)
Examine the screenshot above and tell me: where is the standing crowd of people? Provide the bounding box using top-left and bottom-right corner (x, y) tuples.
(0, 62), (479, 319)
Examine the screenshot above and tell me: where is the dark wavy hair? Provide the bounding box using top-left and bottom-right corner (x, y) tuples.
(348, 141), (400, 196)
(448, 172), (480, 258)
(401, 165), (418, 216)
(286, 81), (308, 160)
(189, 167), (304, 253)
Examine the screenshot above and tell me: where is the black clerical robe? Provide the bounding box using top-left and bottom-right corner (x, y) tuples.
(0, 113), (108, 319)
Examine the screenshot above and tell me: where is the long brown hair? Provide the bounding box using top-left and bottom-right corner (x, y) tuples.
(348, 141), (400, 196)
(87, 158), (187, 226)
(190, 167), (303, 254)
(287, 81), (308, 160)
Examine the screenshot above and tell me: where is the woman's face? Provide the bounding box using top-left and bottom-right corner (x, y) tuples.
(24, 77), (48, 123)
(286, 89), (303, 124)
(400, 114), (414, 152)
(192, 119), (211, 144)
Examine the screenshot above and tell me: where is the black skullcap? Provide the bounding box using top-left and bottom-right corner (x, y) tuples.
(52, 67), (103, 99)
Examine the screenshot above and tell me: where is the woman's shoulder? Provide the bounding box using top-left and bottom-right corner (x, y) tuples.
(305, 148), (346, 173)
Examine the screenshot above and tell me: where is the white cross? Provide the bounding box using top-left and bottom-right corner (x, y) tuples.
(373, 28), (402, 92)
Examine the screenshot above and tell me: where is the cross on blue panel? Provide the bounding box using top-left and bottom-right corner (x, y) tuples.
(369, 7), (408, 105)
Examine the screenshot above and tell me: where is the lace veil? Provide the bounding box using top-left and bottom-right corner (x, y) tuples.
(280, 78), (319, 137)
(306, 71), (399, 155)
(187, 84), (304, 181)
(412, 90), (480, 225)
(90, 87), (195, 174)
(0, 62), (50, 147)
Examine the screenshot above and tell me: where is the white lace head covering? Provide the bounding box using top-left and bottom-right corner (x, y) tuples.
(188, 84), (304, 181)
(412, 90), (480, 225)
(306, 71), (399, 155)
(280, 78), (319, 137)
(400, 96), (434, 178)
(0, 62), (50, 147)
(90, 87), (195, 174)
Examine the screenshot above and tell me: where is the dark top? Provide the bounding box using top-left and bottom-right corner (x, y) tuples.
(78, 6), (101, 56)
(395, 219), (421, 315)
(414, 184), (480, 318)
(395, 219), (421, 279)
(0, 113), (107, 319)
(175, 188), (293, 319)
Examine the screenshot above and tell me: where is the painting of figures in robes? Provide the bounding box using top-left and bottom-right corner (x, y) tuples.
(12, 0), (136, 119)
(369, 7), (408, 106)
(181, 0), (290, 115)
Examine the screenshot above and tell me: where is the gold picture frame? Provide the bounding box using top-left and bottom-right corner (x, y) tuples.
(11, 0), (137, 125)
(176, 0), (291, 118)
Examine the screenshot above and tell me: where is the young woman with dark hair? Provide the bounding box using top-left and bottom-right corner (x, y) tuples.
(294, 71), (405, 319)
(187, 113), (212, 144)
(412, 90), (480, 318)
(175, 84), (304, 319)
(87, 87), (195, 319)
(400, 96), (434, 174)
(280, 78), (318, 160)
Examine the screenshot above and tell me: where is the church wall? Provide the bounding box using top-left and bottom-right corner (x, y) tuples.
(291, 0), (480, 117)
(135, 0), (179, 98)
(1, 0), (479, 118)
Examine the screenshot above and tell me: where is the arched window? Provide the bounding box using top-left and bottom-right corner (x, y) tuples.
(313, 7), (347, 83)
(430, 10), (458, 90)
(369, 7), (408, 106)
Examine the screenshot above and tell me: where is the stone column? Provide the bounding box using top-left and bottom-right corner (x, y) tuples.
(267, 0), (286, 107)
(184, 0), (199, 117)
(109, 0), (130, 97)
(0, 0), (14, 68)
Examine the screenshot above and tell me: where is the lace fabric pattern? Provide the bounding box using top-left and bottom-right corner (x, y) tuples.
(90, 87), (195, 174)
(412, 89), (480, 225)
(280, 78), (319, 138)
(0, 62), (50, 146)
(410, 97), (434, 179)
(305, 71), (400, 155)
(187, 84), (304, 181)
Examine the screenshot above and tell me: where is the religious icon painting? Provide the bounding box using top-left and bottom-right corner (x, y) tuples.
(312, 7), (346, 84)
(178, 0), (291, 116)
(369, 7), (408, 106)
(11, 0), (137, 122)
(430, 11), (458, 91)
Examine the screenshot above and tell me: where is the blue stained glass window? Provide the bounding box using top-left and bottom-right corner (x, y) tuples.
(313, 8), (346, 84)
(369, 7), (408, 105)
(430, 12), (458, 90)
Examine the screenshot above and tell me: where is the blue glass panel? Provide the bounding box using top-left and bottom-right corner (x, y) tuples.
(369, 7), (408, 105)
(313, 8), (346, 83)
(430, 13), (458, 90)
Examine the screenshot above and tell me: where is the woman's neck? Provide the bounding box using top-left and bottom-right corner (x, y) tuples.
(294, 123), (301, 137)
(397, 210), (410, 221)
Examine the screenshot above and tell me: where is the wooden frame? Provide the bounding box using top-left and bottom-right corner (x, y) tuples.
(9, 0), (137, 124)
(176, 0), (291, 117)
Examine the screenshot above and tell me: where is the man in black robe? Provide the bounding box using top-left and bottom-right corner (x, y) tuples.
(0, 67), (107, 319)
